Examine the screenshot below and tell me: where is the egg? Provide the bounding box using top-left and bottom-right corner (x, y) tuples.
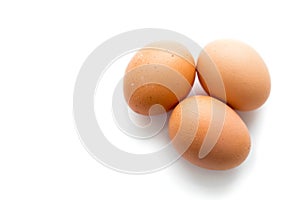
(168, 95), (251, 170)
(197, 39), (271, 111)
(123, 41), (196, 115)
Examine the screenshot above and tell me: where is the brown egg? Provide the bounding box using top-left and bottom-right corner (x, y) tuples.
(197, 39), (271, 111)
(169, 95), (251, 170)
(123, 41), (196, 115)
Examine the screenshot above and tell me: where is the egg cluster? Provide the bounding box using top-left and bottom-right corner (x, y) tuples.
(123, 40), (271, 170)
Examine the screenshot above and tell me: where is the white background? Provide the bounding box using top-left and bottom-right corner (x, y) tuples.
(1, 0), (299, 199)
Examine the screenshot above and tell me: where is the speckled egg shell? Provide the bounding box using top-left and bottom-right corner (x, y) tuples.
(124, 41), (196, 115)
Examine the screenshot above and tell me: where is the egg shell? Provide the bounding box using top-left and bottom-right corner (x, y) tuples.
(123, 41), (196, 115)
(168, 95), (251, 170)
(197, 39), (271, 111)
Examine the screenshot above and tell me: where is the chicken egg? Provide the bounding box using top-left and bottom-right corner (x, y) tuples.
(169, 95), (251, 170)
(123, 41), (196, 115)
(197, 39), (271, 111)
